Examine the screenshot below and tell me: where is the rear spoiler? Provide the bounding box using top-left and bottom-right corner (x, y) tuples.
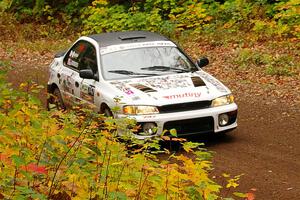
(54, 50), (66, 58)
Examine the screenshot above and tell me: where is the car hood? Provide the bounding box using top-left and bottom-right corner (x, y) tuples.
(108, 70), (230, 105)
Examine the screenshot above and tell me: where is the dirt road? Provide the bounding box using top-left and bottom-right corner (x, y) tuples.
(3, 42), (300, 200)
(208, 96), (300, 200)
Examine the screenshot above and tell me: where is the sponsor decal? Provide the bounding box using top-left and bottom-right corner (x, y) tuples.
(132, 96), (141, 101)
(49, 71), (55, 79)
(110, 74), (196, 95)
(67, 58), (78, 68)
(80, 84), (95, 103)
(123, 88), (134, 95)
(163, 92), (201, 100)
(110, 74), (192, 92)
(195, 71), (227, 93)
(141, 74), (193, 90)
(111, 81), (134, 95)
(62, 75), (74, 94)
(69, 50), (79, 58)
(100, 41), (176, 55)
(143, 115), (156, 119)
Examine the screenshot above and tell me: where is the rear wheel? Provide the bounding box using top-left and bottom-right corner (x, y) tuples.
(51, 88), (66, 110)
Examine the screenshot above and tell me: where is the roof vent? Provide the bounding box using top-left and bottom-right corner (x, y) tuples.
(118, 34), (146, 40)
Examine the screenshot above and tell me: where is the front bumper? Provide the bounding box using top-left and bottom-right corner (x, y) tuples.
(117, 103), (238, 139)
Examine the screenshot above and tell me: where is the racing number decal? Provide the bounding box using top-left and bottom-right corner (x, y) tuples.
(80, 84), (95, 103)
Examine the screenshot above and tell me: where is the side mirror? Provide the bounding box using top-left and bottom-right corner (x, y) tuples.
(79, 69), (98, 81)
(196, 57), (209, 68)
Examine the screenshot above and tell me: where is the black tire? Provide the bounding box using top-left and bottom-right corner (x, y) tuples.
(103, 106), (113, 117)
(52, 88), (66, 110)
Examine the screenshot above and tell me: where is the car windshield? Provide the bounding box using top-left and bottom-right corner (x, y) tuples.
(101, 46), (198, 80)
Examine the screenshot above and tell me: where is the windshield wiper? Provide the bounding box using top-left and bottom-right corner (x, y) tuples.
(108, 70), (158, 77)
(140, 66), (190, 73)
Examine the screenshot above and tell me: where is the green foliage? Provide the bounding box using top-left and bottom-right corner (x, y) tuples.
(82, 0), (211, 35)
(234, 48), (299, 76)
(80, 0), (300, 38)
(2, 0), (91, 25)
(265, 54), (298, 76)
(252, 0), (300, 38)
(202, 0), (299, 38)
(270, 0), (300, 38)
(0, 0), (13, 13)
(0, 72), (244, 199)
(2, 0), (299, 38)
(234, 48), (271, 69)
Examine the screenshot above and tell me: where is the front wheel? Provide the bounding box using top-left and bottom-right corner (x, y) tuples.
(103, 107), (113, 117)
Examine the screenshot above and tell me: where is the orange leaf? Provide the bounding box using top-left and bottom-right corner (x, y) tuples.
(246, 192), (255, 200)
(0, 154), (12, 165)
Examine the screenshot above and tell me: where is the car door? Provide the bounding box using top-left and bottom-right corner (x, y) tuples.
(62, 40), (94, 105)
(77, 42), (99, 107)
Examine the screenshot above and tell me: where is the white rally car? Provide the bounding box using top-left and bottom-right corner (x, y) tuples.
(47, 31), (237, 139)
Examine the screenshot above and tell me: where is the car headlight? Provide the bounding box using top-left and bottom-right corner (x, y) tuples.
(123, 105), (159, 115)
(211, 94), (234, 107)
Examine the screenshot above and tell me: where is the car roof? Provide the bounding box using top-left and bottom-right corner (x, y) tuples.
(88, 31), (170, 48)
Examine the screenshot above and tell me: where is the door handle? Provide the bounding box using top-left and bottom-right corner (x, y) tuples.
(75, 82), (79, 88)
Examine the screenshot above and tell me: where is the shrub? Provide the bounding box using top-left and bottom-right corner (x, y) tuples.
(233, 48), (299, 76)
(81, 0), (211, 35)
(2, 0), (299, 38)
(0, 70), (244, 199)
(234, 48), (271, 69)
(265, 54), (298, 76)
(0, 0), (91, 25)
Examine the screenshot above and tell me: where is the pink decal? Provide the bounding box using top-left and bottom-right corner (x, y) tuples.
(124, 88), (134, 95)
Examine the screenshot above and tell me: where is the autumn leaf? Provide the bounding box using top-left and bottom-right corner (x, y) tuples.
(222, 173), (230, 178)
(20, 163), (48, 175)
(161, 136), (171, 141)
(226, 178), (239, 188)
(246, 192), (255, 200)
(233, 192), (247, 198)
(169, 128), (177, 137)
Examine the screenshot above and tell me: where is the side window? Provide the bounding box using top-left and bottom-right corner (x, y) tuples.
(64, 41), (87, 70)
(80, 44), (98, 74)
(64, 41), (98, 74)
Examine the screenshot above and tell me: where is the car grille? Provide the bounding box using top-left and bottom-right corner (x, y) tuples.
(158, 101), (211, 113)
(163, 117), (214, 136)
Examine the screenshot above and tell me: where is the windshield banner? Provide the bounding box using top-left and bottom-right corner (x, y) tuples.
(100, 41), (176, 55)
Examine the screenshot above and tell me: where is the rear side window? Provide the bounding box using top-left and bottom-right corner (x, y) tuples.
(64, 41), (98, 74)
